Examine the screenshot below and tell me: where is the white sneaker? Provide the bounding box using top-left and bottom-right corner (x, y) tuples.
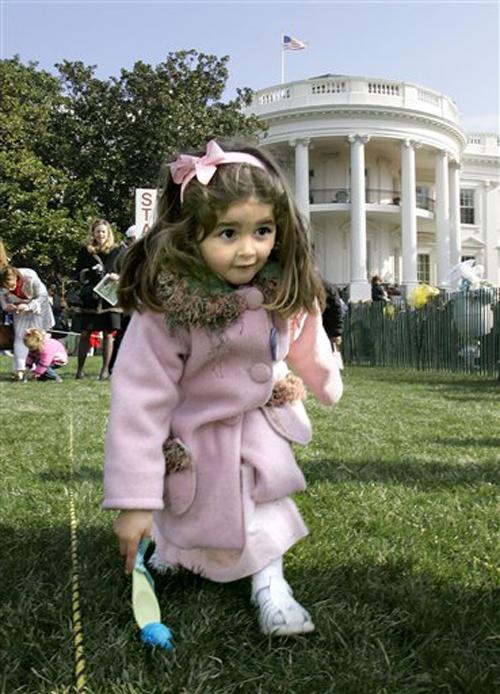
(252, 575), (315, 636)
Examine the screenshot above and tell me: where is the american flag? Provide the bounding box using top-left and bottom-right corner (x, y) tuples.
(282, 34), (308, 51)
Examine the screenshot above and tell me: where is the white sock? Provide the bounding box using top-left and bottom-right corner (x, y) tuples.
(251, 556), (284, 597)
(251, 557), (315, 636)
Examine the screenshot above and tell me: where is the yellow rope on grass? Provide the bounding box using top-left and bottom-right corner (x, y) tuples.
(68, 413), (88, 693)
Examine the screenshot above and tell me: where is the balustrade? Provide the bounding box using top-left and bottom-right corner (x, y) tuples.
(258, 88), (290, 105)
(310, 80), (347, 95)
(368, 81), (401, 96)
(465, 133), (500, 152)
(417, 88), (440, 106)
(250, 76), (461, 125)
(309, 187), (435, 210)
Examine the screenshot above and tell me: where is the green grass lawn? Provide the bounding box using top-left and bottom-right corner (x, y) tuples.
(1, 356), (499, 693)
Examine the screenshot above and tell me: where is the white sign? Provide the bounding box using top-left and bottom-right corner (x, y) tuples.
(135, 188), (158, 237)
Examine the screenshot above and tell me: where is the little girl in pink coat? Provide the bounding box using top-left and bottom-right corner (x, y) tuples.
(103, 140), (343, 636)
(24, 328), (68, 382)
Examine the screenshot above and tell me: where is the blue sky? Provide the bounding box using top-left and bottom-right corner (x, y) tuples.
(2, 0), (499, 132)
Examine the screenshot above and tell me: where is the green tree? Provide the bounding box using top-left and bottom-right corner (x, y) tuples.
(0, 51), (263, 281)
(0, 56), (91, 281)
(53, 50), (263, 230)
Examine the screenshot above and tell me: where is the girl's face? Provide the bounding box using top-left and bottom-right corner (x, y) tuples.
(93, 224), (108, 247)
(199, 197), (276, 286)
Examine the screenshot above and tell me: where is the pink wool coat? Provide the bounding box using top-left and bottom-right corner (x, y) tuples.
(103, 286), (343, 552)
(26, 337), (68, 377)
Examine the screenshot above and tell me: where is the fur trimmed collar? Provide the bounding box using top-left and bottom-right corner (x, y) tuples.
(156, 263), (280, 332)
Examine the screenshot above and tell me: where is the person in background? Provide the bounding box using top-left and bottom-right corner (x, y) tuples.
(124, 224), (140, 248)
(386, 283), (402, 301)
(322, 280), (347, 351)
(371, 275), (391, 303)
(104, 140), (343, 637)
(74, 219), (123, 380)
(108, 224), (139, 375)
(88, 331), (102, 356)
(0, 266), (55, 381)
(24, 328), (68, 383)
(0, 241), (13, 353)
(48, 284), (69, 339)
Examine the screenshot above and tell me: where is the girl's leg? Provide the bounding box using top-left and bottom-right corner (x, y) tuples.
(40, 366), (62, 382)
(76, 330), (90, 378)
(251, 556), (315, 636)
(99, 331), (114, 379)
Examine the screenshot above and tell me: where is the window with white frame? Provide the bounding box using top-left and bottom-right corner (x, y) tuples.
(460, 189), (475, 224)
(417, 254), (430, 283)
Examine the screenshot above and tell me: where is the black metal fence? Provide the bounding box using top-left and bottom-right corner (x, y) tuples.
(343, 288), (500, 377)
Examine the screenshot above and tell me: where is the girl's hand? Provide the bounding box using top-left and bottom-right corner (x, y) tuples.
(112, 510), (153, 574)
(108, 273), (119, 281)
(16, 303), (29, 313)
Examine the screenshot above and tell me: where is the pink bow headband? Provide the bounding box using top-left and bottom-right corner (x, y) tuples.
(170, 140), (267, 201)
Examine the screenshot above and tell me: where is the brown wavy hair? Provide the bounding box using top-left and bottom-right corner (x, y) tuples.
(0, 265), (21, 289)
(119, 141), (325, 318)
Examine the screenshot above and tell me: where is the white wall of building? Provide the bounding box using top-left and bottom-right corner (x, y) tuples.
(247, 75), (500, 296)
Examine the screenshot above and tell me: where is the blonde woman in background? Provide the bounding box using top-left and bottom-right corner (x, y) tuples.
(74, 219), (124, 380)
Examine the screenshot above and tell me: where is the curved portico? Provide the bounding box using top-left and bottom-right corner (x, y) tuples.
(248, 74), (470, 298)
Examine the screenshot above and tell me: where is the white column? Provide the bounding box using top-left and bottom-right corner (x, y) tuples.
(435, 150), (450, 287)
(348, 134), (371, 301)
(448, 159), (461, 269)
(290, 138), (310, 223)
(400, 139), (418, 289)
(483, 180), (499, 284)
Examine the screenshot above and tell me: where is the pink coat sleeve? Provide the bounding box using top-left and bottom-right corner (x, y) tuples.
(103, 309), (187, 510)
(286, 308), (343, 406)
(33, 347), (51, 376)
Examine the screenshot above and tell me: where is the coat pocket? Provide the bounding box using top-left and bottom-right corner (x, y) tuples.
(260, 399), (312, 445)
(241, 409), (307, 503)
(162, 437), (196, 516)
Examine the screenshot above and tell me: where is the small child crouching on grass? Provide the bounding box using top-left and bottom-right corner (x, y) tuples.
(23, 328), (68, 383)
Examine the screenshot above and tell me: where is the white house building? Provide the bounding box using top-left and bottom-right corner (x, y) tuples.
(247, 75), (500, 301)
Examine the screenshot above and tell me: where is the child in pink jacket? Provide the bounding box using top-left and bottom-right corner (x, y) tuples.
(104, 140), (343, 636)
(24, 328), (67, 382)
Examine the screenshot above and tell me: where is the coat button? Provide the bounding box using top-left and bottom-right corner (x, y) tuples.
(249, 363), (272, 383)
(244, 288), (264, 310)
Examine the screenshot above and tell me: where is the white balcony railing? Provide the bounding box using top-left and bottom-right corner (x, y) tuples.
(309, 187), (436, 212)
(251, 75), (461, 124)
(464, 133), (500, 155)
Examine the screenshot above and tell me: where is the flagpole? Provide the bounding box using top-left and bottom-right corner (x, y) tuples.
(281, 33), (285, 84)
